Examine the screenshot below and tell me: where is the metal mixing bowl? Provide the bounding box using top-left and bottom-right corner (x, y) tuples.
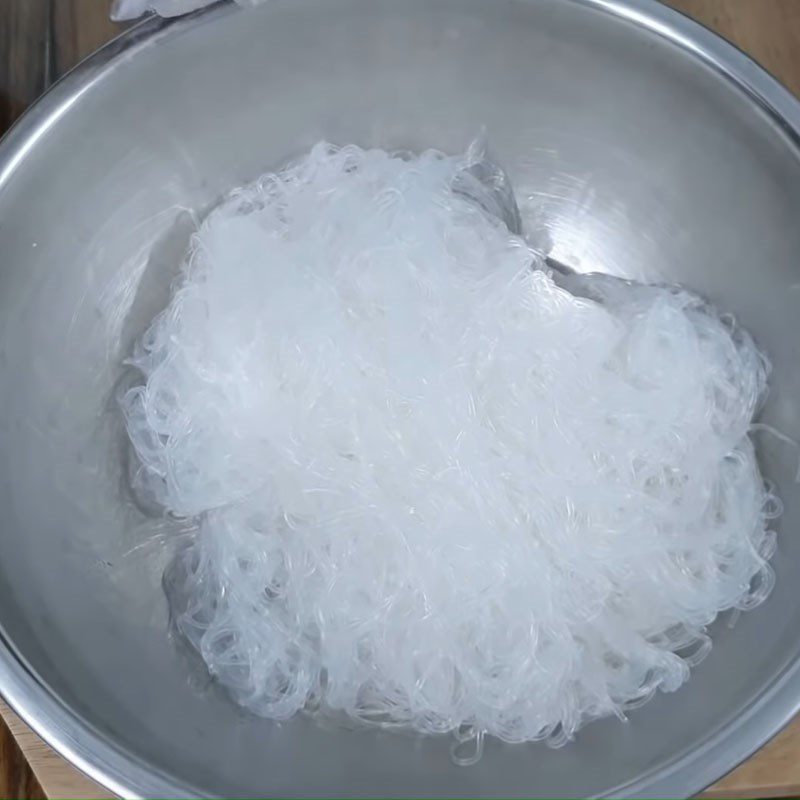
(1, 0), (800, 796)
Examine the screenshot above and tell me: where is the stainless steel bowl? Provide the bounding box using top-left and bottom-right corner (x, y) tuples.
(1, 0), (800, 796)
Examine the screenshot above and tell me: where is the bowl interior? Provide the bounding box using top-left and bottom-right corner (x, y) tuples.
(1, 0), (800, 796)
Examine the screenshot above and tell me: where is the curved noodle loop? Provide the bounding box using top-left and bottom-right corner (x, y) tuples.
(122, 142), (777, 748)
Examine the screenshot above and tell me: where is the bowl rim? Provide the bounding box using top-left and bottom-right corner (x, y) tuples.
(1, 0), (800, 796)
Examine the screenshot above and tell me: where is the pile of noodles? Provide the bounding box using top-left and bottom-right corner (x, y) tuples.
(121, 142), (778, 754)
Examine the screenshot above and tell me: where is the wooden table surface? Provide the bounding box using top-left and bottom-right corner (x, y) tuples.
(2, 0), (800, 797)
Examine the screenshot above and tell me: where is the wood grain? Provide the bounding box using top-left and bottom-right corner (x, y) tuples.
(50, 0), (122, 78)
(702, 722), (800, 799)
(0, 0), (50, 133)
(0, 705), (44, 800)
(0, 701), (107, 800)
(0, 1), (120, 133)
(2, 0), (800, 798)
(668, 0), (800, 96)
